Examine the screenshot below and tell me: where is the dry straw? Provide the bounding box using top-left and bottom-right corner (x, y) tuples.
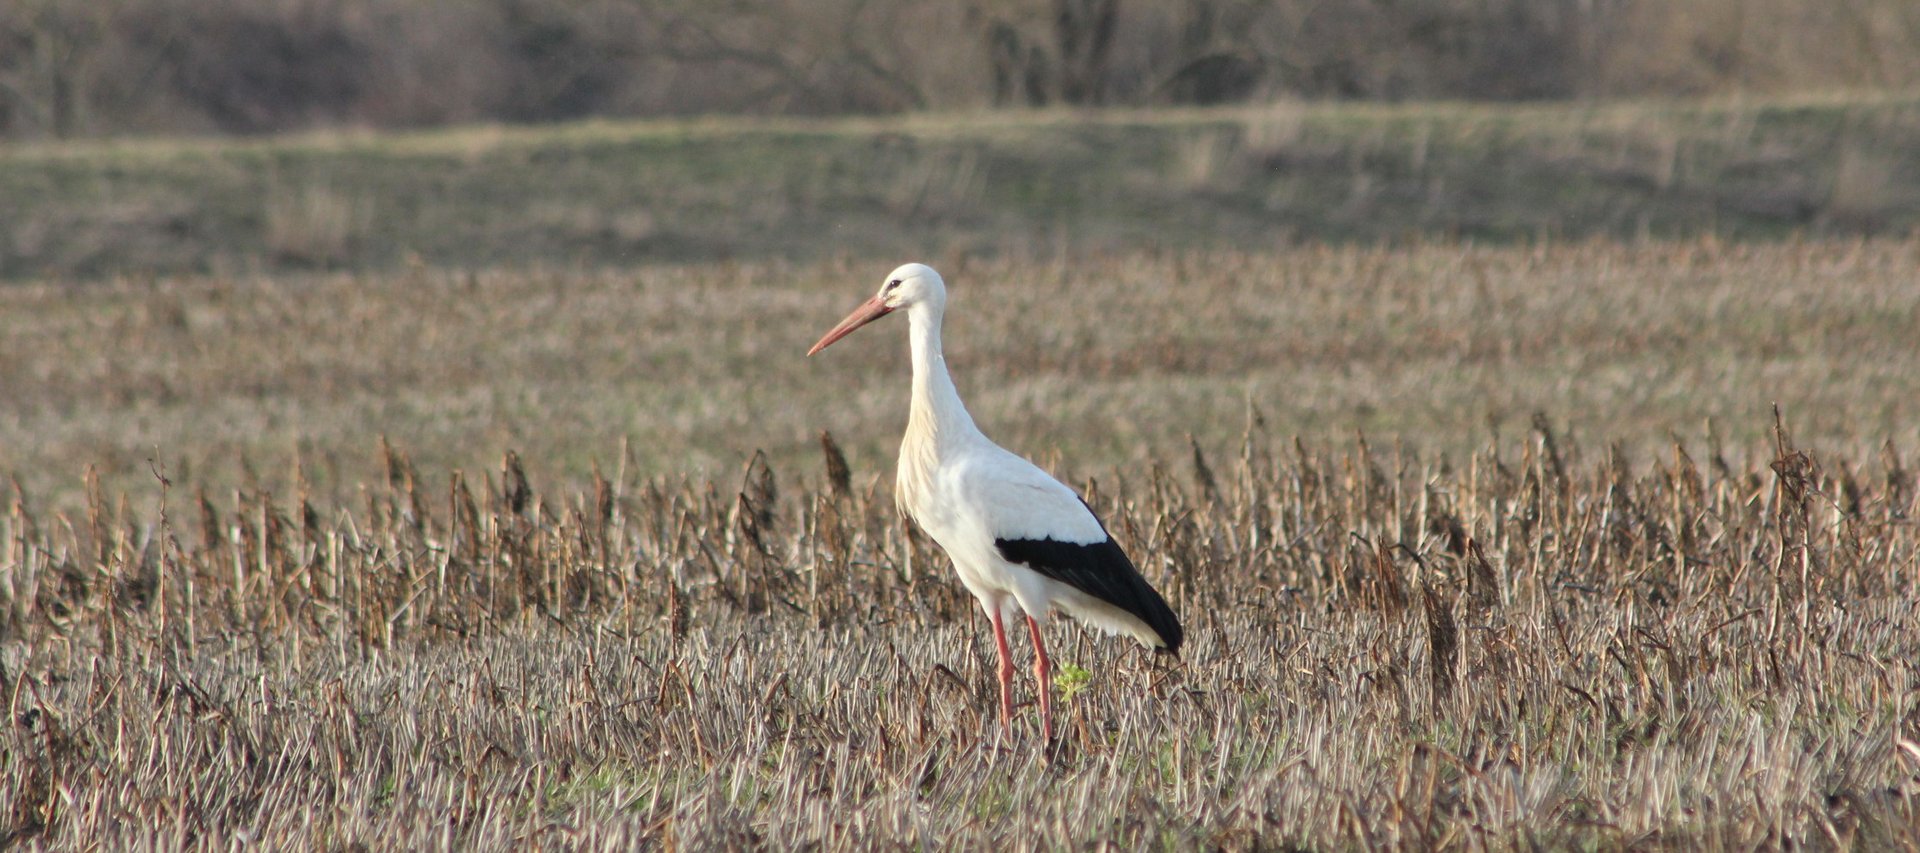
(1, 405), (1916, 848)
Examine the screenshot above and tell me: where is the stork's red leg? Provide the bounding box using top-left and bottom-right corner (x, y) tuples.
(1025, 615), (1054, 743)
(989, 606), (1015, 736)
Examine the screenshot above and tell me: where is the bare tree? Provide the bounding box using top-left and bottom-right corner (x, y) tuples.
(0, 0), (111, 138)
(5, 0), (1920, 138)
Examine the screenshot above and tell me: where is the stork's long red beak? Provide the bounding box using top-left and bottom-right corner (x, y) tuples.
(807, 295), (893, 356)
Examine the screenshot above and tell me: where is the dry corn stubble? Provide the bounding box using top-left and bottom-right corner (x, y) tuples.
(0, 407), (1916, 848)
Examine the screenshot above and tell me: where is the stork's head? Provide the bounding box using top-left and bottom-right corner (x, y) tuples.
(807, 263), (945, 356)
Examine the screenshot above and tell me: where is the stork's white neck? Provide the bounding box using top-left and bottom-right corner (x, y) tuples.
(906, 300), (983, 450)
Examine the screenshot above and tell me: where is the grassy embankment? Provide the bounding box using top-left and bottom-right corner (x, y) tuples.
(3, 91), (1919, 280)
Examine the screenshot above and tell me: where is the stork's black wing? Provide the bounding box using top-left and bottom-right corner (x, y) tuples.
(993, 534), (1183, 653)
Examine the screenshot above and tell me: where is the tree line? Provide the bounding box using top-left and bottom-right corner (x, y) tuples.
(4, 0), (1918, 138)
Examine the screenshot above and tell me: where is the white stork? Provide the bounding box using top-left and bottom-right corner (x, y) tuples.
(808, 262), (1183, 742)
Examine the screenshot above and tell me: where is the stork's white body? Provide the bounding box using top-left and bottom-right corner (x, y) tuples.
(809, 263), (1182, 741)
(894, 302), (1163, 646)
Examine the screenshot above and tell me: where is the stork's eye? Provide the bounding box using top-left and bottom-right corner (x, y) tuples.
(886, 279), (902, 292)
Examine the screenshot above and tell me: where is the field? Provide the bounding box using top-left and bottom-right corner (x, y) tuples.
(4, 100), (1920, 849)
(4, 241), (1918, 513)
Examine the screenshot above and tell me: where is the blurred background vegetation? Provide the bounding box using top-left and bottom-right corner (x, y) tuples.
(4, 0), (1920, 139)
(3, 1), (1917, 499)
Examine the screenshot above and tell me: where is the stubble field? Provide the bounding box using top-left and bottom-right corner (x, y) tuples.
(2, 237), (1918, 848)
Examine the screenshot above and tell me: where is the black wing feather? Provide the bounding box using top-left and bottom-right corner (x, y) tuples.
(993, 534), (1183, 653)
